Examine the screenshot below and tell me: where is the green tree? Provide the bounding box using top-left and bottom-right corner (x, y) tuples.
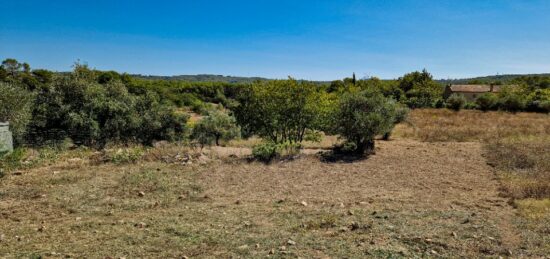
(0, 82), (35, 145)
(332, 90), (398, 155)
(233, 79), (328, 143)
(191, 110), (240, 146)
(398, 69), (442, 108)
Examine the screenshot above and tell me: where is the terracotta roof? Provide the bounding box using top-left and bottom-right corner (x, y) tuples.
(449, 84), (501, 93)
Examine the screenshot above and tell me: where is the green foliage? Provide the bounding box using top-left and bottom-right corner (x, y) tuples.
(464, 102), (478, 110)
(497, 87), (527, 112)
(0, 59), (188, 147)
(0, 148), (26, 172)
(104, 146), (145, 164)
(446, 94), (466, 111)
(252, 142), (278, 162)
(526, 88), (550, 112)
(251, 141), (301, 162)
(476, 93), (498, 111)
(0, 82), (35, 144)
(191, 110), (240, 147)
(233, 79), (330, 143)
(399, 69), (443, 108)
(332, 90), (399, 154)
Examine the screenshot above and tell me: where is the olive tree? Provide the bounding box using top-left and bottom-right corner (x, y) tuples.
(191, 110), (240, 147)
(332, 90), (398, 155)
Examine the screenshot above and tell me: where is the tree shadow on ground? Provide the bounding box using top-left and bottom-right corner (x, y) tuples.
(318, 150), (371, 163)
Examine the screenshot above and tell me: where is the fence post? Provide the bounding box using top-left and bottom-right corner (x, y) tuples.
(0, 122), (13, 154)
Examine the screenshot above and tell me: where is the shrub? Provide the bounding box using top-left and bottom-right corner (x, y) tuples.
(464, 102), (478, 110)
(383, 103), (409, 140)
(0, 148), (27, 172)
(25, 68), (187, 147)
(332, 90), (398, 155)
(446, 94), (466, 111)
(476, 93), (497, 111)
(191, 110), (240, 147)
(538, 100), (550, 113)
(251, 141), (301, 162)
(497, 88), (527, 112)
(252, 142), (278, 162)
(103, 146), (145, 164)
(0, 82), (34, 144)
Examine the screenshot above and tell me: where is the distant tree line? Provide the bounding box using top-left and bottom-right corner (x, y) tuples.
(1, 58), (548, 157)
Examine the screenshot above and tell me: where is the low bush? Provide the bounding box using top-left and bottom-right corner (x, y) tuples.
(103, 146), (146, 164)
(251, 141), (301, 162)
(476, 93), (498, 111)
(252, 142), (278, 162)
(0, 148), (27, 172)
(446, 93), (466, 111)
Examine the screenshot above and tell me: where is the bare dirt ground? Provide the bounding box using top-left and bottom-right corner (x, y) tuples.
(1, 139), (534, 258)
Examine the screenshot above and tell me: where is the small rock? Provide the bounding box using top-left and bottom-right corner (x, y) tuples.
(178, 195), (187, 200)
(300, 201), (308, 206)
(181, 256), (189, 259)
(287, 239), (296, 246)
(277, 199), (285, 203)
(339, 227), (348, 232)
(134, 222), (147, 228)
(137, 191), (145, 197)
(37, 225), (46, 232)
(237, 244), (249, 250)
(339, 202), (345, 208)
(76, 217), (82, 221)
(255, 243), (260, 248)
(347, 210), (354, 216)
(279, 245), (287, 251)
(0, 233), (5, 241)
(452, 232), (458, 238)
(431, 249), (438, 254)
(269, 249), (275, 254)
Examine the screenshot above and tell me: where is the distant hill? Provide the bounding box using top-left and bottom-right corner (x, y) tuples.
(438, 73), (550, 85)
(131, 74), (270, 83)
(129, 73), (550, 85)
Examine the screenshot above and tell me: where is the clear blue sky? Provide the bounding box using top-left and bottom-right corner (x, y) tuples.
(1, 0), (549, 80)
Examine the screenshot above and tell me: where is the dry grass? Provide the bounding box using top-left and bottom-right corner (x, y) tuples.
(393, 109), (550, 255)
(1, 109), (549, 257)
(395, 109), (550, 142)
(485, 136), (550, 199)
(0, 140), (530, 257)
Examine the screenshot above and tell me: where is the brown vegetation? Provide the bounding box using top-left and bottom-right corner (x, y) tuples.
(395, 109), (550, 142)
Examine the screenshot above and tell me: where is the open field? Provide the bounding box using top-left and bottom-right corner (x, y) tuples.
(1, 109), (549, 258)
